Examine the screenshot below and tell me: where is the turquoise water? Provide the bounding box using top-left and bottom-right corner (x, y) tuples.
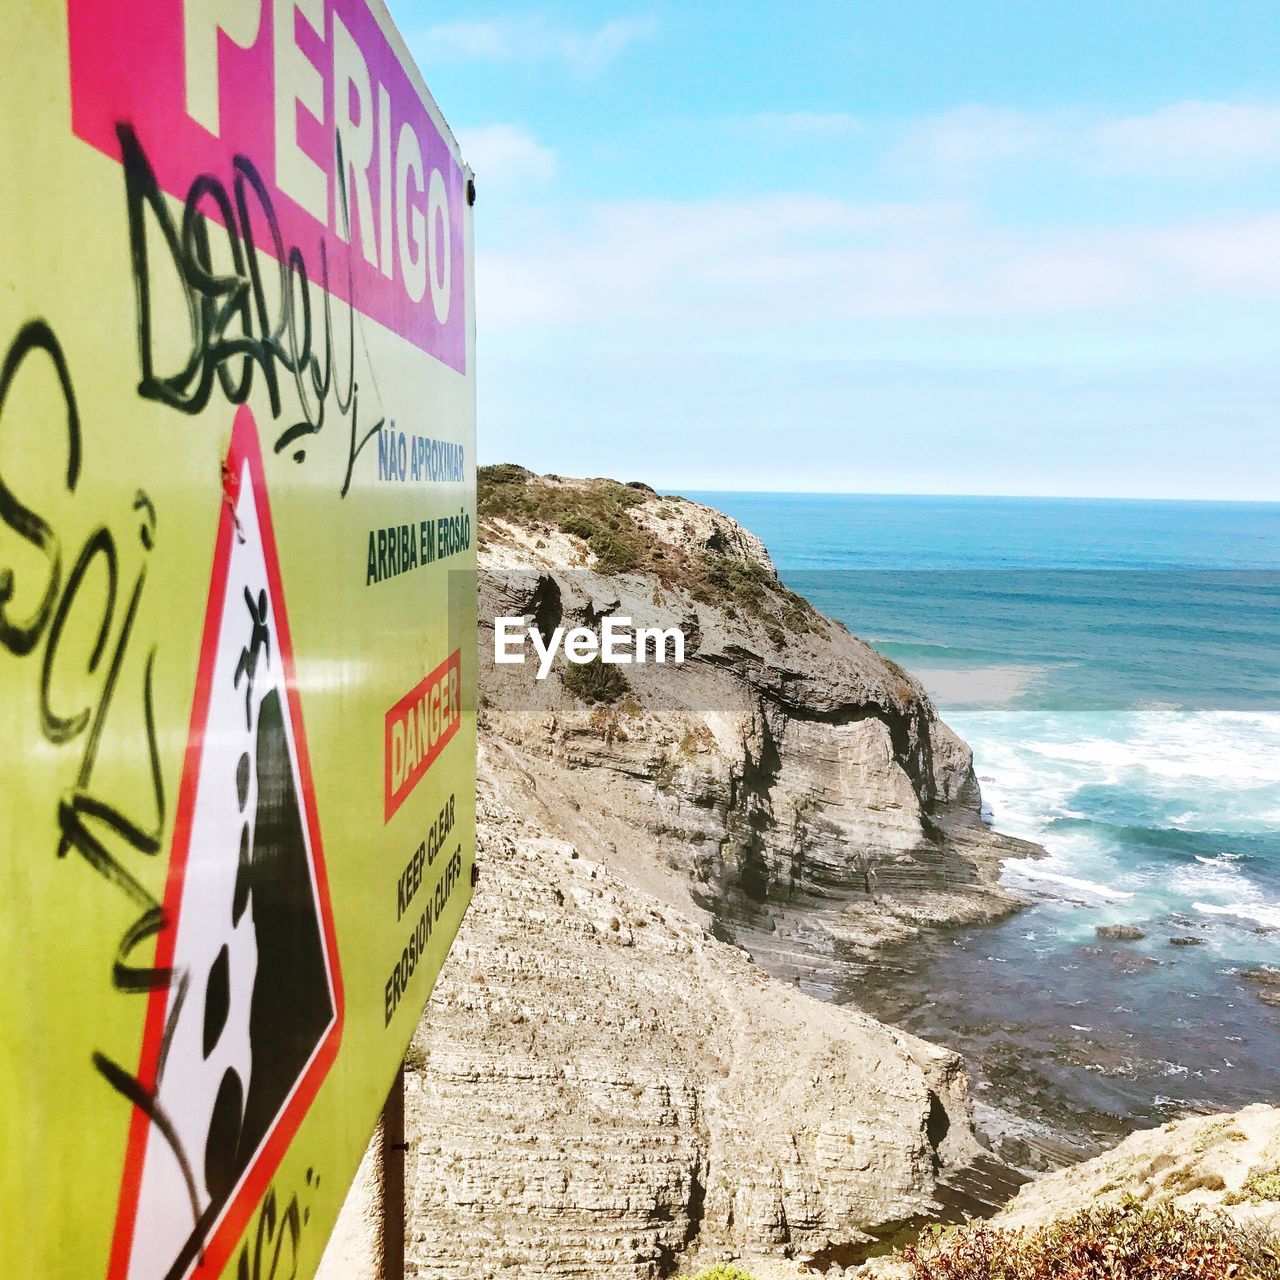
(689, 493), (1280, 1146)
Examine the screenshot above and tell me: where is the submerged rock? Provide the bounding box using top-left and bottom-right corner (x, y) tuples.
(1097, 924), (1145, 942)
(1240, 971), (1280, 1006)
(1242, 968), (1280, 987)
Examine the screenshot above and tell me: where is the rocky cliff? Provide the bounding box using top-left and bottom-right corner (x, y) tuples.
(995, 1105), (1280, 1239)
(322, 470), (1038, 1278)
(400, 781), (988, 1278)
(851, 1105), (1280, 1279)
(475, 468), (1037, 988)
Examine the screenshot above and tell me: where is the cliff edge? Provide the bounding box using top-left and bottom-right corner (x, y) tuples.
(476, 467), (1037, 985)
(323, 470), (1041, 1279)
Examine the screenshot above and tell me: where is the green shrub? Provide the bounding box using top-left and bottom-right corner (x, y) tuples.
(1235, 1170), (1280, 1204)
(478, 462), (529, 487)
(900, 1201), (1280, 1279)
(589, 528), (641, 574)
(476, 469), (647, 572)
(687, 552), (817, 635)
(562, 656), (630, 705)
(559, 513), (601, 540)
(475, 470), (824, 626)
(611, 482), (648, 508)
(476, 463), (530, 517)
(675, 1267), (758, 1280)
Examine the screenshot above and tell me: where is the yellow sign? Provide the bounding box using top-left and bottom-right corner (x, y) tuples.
(0, 2), (476, 1276)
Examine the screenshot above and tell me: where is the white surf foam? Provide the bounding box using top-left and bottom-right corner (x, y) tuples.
(1194, 900), (1280, 930)
(948, 701), (1280, 939)
(1003, 864), (1135, 902)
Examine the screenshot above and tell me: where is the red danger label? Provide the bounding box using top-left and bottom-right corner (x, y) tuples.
(384, 651), (461, 821)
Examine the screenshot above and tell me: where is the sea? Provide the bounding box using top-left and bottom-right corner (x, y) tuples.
(688, 492), (1280, 1165)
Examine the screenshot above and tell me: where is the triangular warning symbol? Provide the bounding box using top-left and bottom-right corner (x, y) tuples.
(108, 407), (344, 1280)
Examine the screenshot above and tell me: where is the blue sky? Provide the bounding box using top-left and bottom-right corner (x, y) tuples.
(388, 1), (1280, 498)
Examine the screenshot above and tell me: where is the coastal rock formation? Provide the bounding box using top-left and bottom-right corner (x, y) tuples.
(996, 1105), (1280, 1238)
(1096, 923), (1145, 941)
(476, 468), (1037, 986)
(325, 470), (1040, 1279)
(400, 780), (981, 1278)
(846, 1106), (1280, 1278)
(1244, 968), (1280, 1009)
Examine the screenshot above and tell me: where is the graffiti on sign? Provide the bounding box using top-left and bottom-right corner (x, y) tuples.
(0, 2), (476, 1277)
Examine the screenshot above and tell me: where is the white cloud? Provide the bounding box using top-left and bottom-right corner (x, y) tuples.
(896, 105), (1051, 176)
(896, 100), (1280, 182)
(475, 195), (1280, 338)
(1094, 101), (1280, 174)
(457, 125), (556, 191)
(418, 14), (655, 76)
(453, 91), (1278, 498)
(1151, 214), (1280, 289)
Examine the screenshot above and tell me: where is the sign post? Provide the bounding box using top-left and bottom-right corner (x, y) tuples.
(0, 3), (476, 1277)
(379, 1068), (407, 1280)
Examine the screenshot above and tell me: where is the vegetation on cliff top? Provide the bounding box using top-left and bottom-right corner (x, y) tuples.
(478, 463), (822, 639)
(901, 1201), (1280, 1279)
(1232, 1169), (1280, 1205)
(561, 654), (630, 705)
(478, 463), (648, 573)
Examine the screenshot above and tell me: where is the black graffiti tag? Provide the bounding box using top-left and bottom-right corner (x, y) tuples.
(0, 319), (194, 1198)
(234, 1175), (318, 1280)
(118, 123), (383, 497)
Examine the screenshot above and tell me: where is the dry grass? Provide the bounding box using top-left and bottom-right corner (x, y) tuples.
(477, 464), (646, 573)
(477, 464), (821, 636)
(901, 1202), (1280, 1279)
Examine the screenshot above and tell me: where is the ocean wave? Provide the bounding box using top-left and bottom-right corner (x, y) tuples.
(1193, 900), (1280, 929)
(947, 689), (1280, 957)
(1002, 706), (1280, 792)
(1049, 817), (1263, 862)
(1002, 864), (1135, 902)
(960, 702), (1279, 823)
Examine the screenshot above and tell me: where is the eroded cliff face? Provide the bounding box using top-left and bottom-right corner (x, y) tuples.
(324, 472), (1037, 1279)
(402, 781), (982, 1279)
(476, 471), (1035, 985)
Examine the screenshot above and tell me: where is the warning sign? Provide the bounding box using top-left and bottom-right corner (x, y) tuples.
(385, 651), (462, 821)
(109, 410), (343, 1280)
(0, 1), (476, 1276)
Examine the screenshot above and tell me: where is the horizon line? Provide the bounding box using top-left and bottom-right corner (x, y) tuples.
(669, 487), (1280, 505)
(478, 462), (1279, 506)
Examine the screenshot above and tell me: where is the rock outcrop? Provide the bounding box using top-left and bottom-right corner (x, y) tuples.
(325, 470), (1039, 1279)
(996, 1105), (1280, 1239)
(848, 1107), (1280, 1278)
(476, 470), (1037, 988)
(401, 780), (981, 1279)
